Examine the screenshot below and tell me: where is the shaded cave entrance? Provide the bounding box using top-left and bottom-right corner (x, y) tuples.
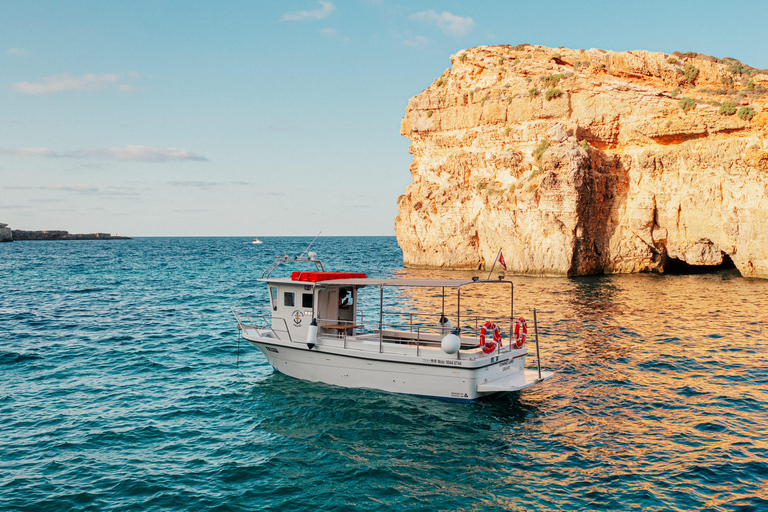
(664, 253), (739, 275)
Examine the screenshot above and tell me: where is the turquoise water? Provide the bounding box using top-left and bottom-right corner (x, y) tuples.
(2, 237), (767, 511)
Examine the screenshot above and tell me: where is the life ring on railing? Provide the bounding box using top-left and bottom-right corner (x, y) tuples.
(513, 317), (527, 349)
(479, 321), (502, 354)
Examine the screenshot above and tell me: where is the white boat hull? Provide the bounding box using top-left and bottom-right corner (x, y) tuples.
(244, 332), (551, 402)
(232, 269), (556, 402)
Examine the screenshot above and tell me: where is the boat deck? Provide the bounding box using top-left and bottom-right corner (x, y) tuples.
(240, 325), (514, 362)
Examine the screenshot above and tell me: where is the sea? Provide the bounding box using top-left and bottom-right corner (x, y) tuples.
(2, 236), (767, 511)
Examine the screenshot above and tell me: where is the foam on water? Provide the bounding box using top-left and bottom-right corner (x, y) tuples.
(2, 237), (767, 511)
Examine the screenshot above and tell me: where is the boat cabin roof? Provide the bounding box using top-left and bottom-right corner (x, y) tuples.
(259, 276), (510, 289)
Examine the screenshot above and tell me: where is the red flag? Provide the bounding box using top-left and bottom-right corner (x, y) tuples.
(497, 251), (507, 270)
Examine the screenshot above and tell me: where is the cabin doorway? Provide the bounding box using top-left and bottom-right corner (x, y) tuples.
(317, 286), (356, 324)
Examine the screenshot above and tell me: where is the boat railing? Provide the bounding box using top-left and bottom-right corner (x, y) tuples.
(316, 311), (514, 358)
(316, 316), (442, 354)
(379, 321), (445, 356)
(376, 319), (516, 358)
(316, 317), (364, 348)
(231, 305), (293, 342)
(261, 254), (324, 279)
(380, 309), (515, 344)
(532, 308), (542, 380)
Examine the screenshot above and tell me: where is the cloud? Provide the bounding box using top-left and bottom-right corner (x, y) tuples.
(1, 184), (98, 193)
(43, 184), (99, 193)
(281, 1), (335, 21)
(3, 184), (144, 197)
(72, 145), (207, 162)
(105, 185), (143, 193)
(167, 180), (253, 188)
(6, 48), (31, 57)
(167, 181), (219, 188)
(0, 147), (54, 156)
(11, 72), (139, 95)
(404, 35), (429, 48)
(0, 145), (207, 162)
(409, 10), (475, 37)
(99, 186), (142, 197)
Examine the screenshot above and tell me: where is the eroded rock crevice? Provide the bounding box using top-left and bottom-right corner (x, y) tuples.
(664, 253), (738, 275)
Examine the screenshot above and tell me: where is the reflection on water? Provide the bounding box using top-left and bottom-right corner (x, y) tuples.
(346, 266), (768, 509)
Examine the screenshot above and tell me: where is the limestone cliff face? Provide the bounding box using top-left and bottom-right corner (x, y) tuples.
(395, 45), (768, 277)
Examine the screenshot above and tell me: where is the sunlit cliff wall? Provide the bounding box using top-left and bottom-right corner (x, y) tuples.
(395, 45), (768, 277)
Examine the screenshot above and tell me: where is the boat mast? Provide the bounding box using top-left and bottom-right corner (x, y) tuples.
(379, 285), (384, 352)
(297, 231), (321, 259)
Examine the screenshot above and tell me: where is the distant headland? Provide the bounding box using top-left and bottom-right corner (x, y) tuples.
(0, 223), (130, 242)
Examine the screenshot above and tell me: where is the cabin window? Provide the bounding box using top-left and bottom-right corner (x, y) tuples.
(339, 287), (354, 308)
(270, 287), (278, 311)
(302, 293), (313, 308)
(284, 292), (295, 307)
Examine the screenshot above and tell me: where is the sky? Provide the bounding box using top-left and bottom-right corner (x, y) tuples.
(2, 0), (767, 236)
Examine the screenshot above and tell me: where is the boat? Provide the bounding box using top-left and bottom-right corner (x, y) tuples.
(232, 253), (554, 402)
(252, 238), (263, 244)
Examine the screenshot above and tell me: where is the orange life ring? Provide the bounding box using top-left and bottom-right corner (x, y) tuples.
(513, 317), (527, 349)
(479, 321), (502, 354)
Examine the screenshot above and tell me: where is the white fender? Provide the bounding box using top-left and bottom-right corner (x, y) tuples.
(307, 318), (318, 349)
(441, 333), (461, 354)
(438, 315), (453, 333)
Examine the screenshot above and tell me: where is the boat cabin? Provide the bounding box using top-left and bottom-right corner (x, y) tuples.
(263, 271), (367, 342)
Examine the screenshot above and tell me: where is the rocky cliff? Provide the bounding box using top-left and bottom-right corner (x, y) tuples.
(0, 223), (131, 241)
(0, 223), (11, 242)
(11, 230), (131, 240)
(395, 45), (768, 278)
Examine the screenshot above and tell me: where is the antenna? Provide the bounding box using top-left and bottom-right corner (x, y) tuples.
(297, 231), (321, 259)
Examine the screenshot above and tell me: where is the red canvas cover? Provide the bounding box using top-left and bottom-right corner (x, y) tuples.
(291, 271), (367, 282)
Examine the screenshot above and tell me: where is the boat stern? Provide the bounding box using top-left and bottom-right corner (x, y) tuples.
(476, 369), (554, 394)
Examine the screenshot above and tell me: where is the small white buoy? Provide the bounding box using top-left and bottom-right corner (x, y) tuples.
(308, 251), (317, 260)
(441, 333), (461, 354)
(307, 318), (318, 349)
(438, 315), (453, 333)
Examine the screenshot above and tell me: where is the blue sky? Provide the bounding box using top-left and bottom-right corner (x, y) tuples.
(2, 0), (767, 236)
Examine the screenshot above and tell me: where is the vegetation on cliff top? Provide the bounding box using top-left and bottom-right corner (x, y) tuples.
(682, 64), (700, 84)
